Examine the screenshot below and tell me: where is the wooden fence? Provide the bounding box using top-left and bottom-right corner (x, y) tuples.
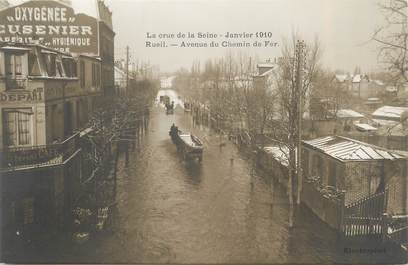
(342, 216), (385, 238)
(341, 190), (387, 239)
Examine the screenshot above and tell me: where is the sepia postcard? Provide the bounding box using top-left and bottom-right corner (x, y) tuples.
(0, 0), (407, 264)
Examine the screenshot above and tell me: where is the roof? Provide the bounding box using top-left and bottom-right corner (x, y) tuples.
(0, 46), (31, 51)
(352, 74), (361, 83)
(372, 106), (408, 120)
(372, 119), (400, 127)
(386, 86), (398, 92)
(334, 74), (349, 82)
(256, 68), (275, 77)
(257, 63), (275, 68)
(336, 109), (364, 119)
(354, 123), (377, 132)
(303, 136), (404, 161)
(0, 1), (9, 9)
(374, 80), (385, 86)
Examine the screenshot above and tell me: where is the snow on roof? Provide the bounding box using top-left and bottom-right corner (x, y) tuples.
(372, 106), (408, 119)
(374, 80), (385, 86)
(336, 109), (364, 119)
(386, 86), (398, 92)
(367, 97), (381, 101)
(257, 63), (275, 68)
(354, 123), (377, 132)
(303, 136), (403, 161)
(335, 74), (349, 82)
(372, 119), (400, 127)
(352, 74), (361, 83)
(263, 146), (293, 167)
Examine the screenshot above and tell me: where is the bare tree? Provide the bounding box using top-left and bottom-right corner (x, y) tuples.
(271, 35), (321, 227)
(373, 0), (407, 85)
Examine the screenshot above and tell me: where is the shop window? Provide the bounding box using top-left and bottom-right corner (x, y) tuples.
(3, 109), (33, 147)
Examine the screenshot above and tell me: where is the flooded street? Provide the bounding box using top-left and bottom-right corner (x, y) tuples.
(51, 89), (340, 264)
(11, 89), (404, 264)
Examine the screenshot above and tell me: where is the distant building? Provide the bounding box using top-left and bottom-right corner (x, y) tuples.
(332, 74), (386, 100)
(253, 63), (275, 93)
(372, 105), (408, 123)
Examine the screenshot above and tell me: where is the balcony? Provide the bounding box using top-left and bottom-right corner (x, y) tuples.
(6, 77), (28, 90)
(0, 133), (80, 172)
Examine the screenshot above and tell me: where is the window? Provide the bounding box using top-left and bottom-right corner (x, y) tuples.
(5, 53), (24, 77)
(92, 63), (100, 87)
(62, 58), (77, 78)
(3, 109), (33, 147)
(56, 57), (64, 77)
(80, 61), (85, 88)
(43, 53), (56, 76)
(28, 52), (41, 76)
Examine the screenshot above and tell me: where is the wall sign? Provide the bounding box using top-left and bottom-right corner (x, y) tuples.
(0, 88), (43, 102)
(0, 0), (98, 54)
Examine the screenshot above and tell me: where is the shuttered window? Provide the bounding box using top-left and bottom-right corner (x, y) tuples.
(3, 109), (33, 147)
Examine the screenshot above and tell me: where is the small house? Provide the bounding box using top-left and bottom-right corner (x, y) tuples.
(302, 136), (407, 214)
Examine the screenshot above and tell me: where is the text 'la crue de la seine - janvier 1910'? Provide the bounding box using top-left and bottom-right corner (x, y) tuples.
(145, 31), (279, 48)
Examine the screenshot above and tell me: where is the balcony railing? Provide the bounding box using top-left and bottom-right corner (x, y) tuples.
(6, 77), (28, 90)
(0, 133), (80, 171)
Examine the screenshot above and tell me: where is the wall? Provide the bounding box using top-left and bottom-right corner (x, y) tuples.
(301, 179), (343, 229)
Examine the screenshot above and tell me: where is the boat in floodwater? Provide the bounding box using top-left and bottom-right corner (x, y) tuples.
(169, 126), (203, 162)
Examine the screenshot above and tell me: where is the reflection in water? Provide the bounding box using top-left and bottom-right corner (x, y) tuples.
(184, 161), (202, 187)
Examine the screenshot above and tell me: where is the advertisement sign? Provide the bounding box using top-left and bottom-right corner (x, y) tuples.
(0, 0), (98, 54)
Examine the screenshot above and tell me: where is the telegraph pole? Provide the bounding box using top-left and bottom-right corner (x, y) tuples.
(126, 46), (130, 96)
(295, 40), (305, 205)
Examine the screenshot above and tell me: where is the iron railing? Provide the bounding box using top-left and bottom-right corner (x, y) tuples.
(0, 133), (80, 170)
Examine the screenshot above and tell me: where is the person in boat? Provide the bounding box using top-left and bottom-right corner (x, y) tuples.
(170, 123), (178, 138)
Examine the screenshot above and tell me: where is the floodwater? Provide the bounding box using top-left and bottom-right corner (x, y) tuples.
(8, 89), (405, 264)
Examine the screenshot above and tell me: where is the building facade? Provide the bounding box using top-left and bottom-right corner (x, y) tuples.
(0, 42), (102, 245)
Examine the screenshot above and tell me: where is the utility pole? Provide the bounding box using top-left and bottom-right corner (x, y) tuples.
(126, 46), (130, 96)
(295, 40), (305, 205)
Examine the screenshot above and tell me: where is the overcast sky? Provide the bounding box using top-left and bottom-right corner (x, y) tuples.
(6, 0), (386, 73)
(104, 0), (385, 73)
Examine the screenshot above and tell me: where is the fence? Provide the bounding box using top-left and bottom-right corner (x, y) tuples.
(341, 190), (387, 239)
(342, 216), (385, 238)
(345, 191), (387, 218)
